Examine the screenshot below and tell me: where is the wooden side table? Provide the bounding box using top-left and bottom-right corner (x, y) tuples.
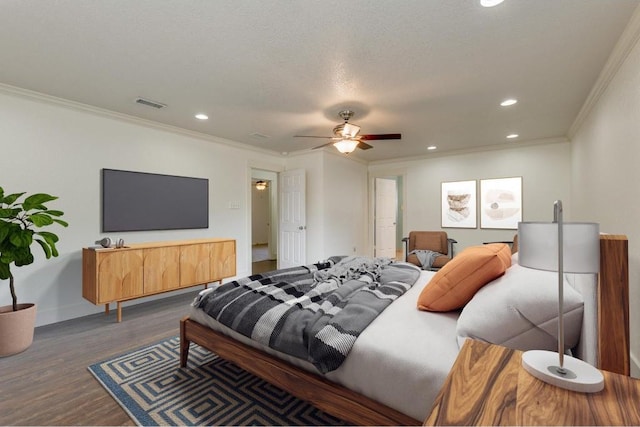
(424, 339), (640, 426)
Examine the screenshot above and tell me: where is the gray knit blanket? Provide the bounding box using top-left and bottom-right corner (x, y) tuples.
(193, 256), (420, 373)
(409, 249), (444, 269)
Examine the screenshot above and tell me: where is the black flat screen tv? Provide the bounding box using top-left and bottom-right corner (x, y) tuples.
(102, 168), (209, 232)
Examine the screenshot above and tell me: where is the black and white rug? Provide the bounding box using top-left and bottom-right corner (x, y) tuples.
(88, 336), (346, 426)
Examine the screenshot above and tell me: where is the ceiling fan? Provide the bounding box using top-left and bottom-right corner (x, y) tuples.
(294, 110), (401, 154)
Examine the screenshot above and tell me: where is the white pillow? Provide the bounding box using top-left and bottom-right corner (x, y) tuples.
(456, 263), (584, 352)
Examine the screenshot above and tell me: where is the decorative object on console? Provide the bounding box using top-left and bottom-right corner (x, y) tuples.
(518, 200), (603, 393)
(480, 176), (522, 229)
(95, 237), (112, 248)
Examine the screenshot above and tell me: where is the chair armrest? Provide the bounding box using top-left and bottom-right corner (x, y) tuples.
(402, 237), (409, 261)
(447, 238), (458, 257)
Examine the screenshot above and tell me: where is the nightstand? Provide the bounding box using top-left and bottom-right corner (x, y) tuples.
(424, 339), (640, 426)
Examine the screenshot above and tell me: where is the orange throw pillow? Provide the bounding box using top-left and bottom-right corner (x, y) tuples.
(417, 243), (512, 312)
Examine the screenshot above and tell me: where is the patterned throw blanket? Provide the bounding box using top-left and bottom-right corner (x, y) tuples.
(193, 256), (420, 373)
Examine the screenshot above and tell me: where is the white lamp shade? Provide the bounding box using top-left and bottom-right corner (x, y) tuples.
(518, 222), (600, 274)
(333, 139), (359, 154)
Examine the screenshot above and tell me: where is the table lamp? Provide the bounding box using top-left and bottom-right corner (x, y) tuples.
(518, 200), (603, 393)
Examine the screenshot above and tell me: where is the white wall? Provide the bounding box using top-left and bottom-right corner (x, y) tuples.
(369, 142), (572, 251)
(0, 88), (285, 326)
(323, 153), (368, 257)
(284, 151), (368, 263)
(570, 29), (640, 376)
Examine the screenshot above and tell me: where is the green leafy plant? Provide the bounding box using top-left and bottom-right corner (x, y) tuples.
(0, 187), (68, 311)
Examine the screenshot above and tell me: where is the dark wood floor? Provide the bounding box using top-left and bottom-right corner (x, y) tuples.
(0, 290), (201, 426)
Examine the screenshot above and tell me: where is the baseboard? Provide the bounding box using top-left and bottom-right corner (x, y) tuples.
(35, 271), (250, 328)
(35, 301), (100, 327)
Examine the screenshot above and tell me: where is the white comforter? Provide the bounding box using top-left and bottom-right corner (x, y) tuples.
(188, 270), (460, 421)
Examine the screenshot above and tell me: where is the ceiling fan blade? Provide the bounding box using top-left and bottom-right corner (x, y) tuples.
(312, 141), (335, 150)
(359, 133), (402, 141)
(294, 135), (334, 139)
(357, 141), (373, 150)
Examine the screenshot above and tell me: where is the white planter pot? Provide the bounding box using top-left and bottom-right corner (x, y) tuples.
(0, 303), (37, 357)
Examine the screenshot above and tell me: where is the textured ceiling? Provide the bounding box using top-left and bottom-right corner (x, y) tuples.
(1, 0), (638, 162)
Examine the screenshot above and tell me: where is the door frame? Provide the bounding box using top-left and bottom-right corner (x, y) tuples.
(248, 166), (282, 275)
(277, 168), (306, 269)
(374, 177), (398, 258)
(368, 170), (407, 258)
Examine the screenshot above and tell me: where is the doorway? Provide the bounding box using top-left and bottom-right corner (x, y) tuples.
(251, 170), (278, 274)
(374, 175), (404, 260)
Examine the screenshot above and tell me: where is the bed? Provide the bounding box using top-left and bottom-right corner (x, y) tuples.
(180, 234), (629, 425)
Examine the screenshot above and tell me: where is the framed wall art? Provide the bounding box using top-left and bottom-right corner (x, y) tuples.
(441, 180), (477, 228)
(479, 177), (522, 229)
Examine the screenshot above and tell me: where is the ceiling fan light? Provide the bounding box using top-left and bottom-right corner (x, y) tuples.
(333, 139), (359, 154)
(255, 180), (267, 190)
(342, 123), (361, 138)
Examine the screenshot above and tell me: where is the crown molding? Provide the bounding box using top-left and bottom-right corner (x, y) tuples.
(368, 137), (569, 167)
(0, 82), (284, 158)
(568, 4), (640, 138)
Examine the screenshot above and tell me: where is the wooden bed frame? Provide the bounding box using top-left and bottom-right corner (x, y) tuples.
(180, 234), (629, 426)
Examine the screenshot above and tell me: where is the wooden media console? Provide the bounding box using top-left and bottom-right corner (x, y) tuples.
(82, 238), (236, 322)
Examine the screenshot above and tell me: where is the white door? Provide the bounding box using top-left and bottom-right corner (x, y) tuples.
(375, 178), (397, 258)
(278, 169), (306, 268)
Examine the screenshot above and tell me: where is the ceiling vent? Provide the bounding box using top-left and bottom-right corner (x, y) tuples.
(135, 97), (166, 109)
(250, 132), (271, 139)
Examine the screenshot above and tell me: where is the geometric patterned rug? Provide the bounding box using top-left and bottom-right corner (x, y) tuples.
(88, 336), (347, 426)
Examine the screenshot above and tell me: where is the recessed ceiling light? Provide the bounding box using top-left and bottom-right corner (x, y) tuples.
(427, 145), (437, 150)
(507, 134), (519, 139)
(195, 113), (209, 120)
(500, 99), (518, 107)
(481, 0), (505, 7)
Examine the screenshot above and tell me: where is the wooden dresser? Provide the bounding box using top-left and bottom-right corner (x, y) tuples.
(425, 339), (640, 426)
(82, 238), (236, 322)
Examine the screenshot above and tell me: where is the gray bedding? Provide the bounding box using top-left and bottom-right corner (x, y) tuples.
(192, 256), (421, 373)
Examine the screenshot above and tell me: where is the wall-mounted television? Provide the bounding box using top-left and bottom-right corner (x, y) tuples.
(102, 168), (209, 232)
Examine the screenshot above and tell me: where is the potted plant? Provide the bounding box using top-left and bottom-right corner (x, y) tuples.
(0, 186), (68, 356)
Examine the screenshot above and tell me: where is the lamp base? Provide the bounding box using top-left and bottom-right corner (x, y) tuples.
(522, 350), (604, 393)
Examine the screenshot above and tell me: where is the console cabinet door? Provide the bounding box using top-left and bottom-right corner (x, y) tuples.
(97, 250), (144, 303)
(144, 247), (180, 293)
(180, 244), (211, 287)
(211, 240), (236, 281)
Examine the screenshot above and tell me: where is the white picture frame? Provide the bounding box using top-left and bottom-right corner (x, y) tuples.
(441, 180), (477, 228)
(479, 177), (522, 229)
